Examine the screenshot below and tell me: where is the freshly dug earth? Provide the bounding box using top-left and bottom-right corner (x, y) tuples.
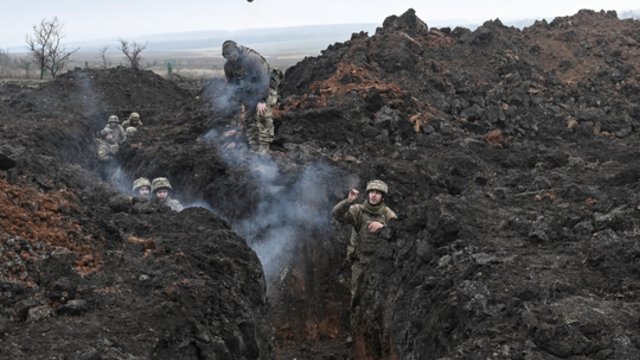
(1, 7), (640, 360)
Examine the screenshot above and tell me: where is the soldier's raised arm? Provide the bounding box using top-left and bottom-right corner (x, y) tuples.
(332, 188), (359, 225)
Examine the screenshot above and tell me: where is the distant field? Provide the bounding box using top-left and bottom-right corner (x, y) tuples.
(1, 50), (307, 80)
(1, 23), (382, 80)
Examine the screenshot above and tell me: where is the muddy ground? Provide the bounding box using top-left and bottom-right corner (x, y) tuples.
(1, 8), (640, 360)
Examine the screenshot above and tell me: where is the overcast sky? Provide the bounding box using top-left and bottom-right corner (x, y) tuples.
(2, 0), (638, 48)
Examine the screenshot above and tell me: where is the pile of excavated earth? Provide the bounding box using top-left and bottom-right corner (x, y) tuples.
(1, 8), (639, 360)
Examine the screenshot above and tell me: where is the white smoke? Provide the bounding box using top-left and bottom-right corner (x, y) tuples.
(203, 122), (338, 281)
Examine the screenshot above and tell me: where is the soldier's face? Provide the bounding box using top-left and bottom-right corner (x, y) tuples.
(156, 189), (169, 201)
(368, 190), (383, 205)
(108, 122), (117, 128)
(224, 47), (240, 62)
(138, 186), (150, 197)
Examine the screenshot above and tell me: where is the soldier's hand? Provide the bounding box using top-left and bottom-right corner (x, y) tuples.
(347, 188), (359, 203)
(368, 221), (384, 233)
(256, 102), (267, 115)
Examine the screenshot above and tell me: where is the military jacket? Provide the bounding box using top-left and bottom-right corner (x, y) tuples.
(96, 139), (119, 162)
(332, 199), (397, 256)
(122, 119), (142, 129)
(224, 46), (271, 107)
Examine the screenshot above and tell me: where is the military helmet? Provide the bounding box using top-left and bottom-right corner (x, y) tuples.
(108, 115), (119, 124)
(128, 112), (140, 121)
(132, 177), (151, 193)
(125, 127), (138, 137)
(365, 179), (388, 194)
(151, 177), (173, 193)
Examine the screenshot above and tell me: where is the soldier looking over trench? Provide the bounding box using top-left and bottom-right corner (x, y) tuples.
(132, 177), (151, 200)
(151, 177), (184, 212)
(221, 40), (282, 154)
(332, 179), (397, 306)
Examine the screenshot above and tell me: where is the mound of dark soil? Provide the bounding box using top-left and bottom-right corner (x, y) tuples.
(1, 7), (640, 360)
(275, 8), (640, 360)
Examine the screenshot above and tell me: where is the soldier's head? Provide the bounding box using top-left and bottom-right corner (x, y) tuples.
(365, 179), (388, 205)
(128, 112), (141, 125)
(222, 40), (240, 62)
(107, 115), (119, 128)
(132, 177), (151, 198)
(125, 127), (138, 137)
(151, 177), (173, 202)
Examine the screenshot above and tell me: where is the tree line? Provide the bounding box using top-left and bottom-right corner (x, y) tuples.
(1, 17), (148, 80)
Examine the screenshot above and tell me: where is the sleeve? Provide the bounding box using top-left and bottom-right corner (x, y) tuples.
(118, 125), (126, 141)
(332, 199), (359, 227)
(243, 54), (270, 103)
(385, 208), (398, 222)
(96, 143), (110, 161)
(224, 62), (233, 82)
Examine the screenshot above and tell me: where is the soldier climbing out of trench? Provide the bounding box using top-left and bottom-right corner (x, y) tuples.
(151, 177), (184, 212)
(221, 40), (283, 154)
(332, 179), (397, 307)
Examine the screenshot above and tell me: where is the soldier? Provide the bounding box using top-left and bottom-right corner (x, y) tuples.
(132, 177), (151, 200)
(102, 115), (127, 144)
(151, 177), (184, 212)
(222, 40), (282, 154)
(332, 179), (397, 306)
(122, 112), (142, 130)
(96, 130), (119, 180)
(125, 126), (138, 138)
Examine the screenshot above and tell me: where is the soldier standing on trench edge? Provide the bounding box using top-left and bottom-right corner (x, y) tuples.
(222, 40), (282, 154)
(332, 179), (397, 307)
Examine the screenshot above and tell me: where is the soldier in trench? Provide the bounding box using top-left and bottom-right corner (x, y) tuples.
(132, 177), (152, 200)
(221, 40), (282, 154)
(95, 129), (119, 181)
(101, 115), (127, 144)
(151, 177), (184, 212)
(332, 179), (397, 307)
(122, 112), (142, 131)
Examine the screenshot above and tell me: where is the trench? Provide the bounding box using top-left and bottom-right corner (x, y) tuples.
(13, 69), (358, 358)
(92, 108), (355, 358)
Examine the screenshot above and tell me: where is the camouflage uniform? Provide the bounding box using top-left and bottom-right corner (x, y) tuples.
(122, 112), (143, 130)
(96, 130), (119, 181)
(102, 115), (127, 144)
(96, 139), (119, 162)
(223, 40), (281, 152)
(332, 180), (397, 304)
(151, 177), (184, 212)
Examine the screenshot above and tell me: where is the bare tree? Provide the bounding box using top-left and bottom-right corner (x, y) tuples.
(98, 46), (109, 69)
(17, 57), (33, 78)
(25, 17), (78, 79)
(119, 39), (147, 70)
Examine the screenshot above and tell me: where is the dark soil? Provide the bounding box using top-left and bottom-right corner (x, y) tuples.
(1, 7), (640, 360)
